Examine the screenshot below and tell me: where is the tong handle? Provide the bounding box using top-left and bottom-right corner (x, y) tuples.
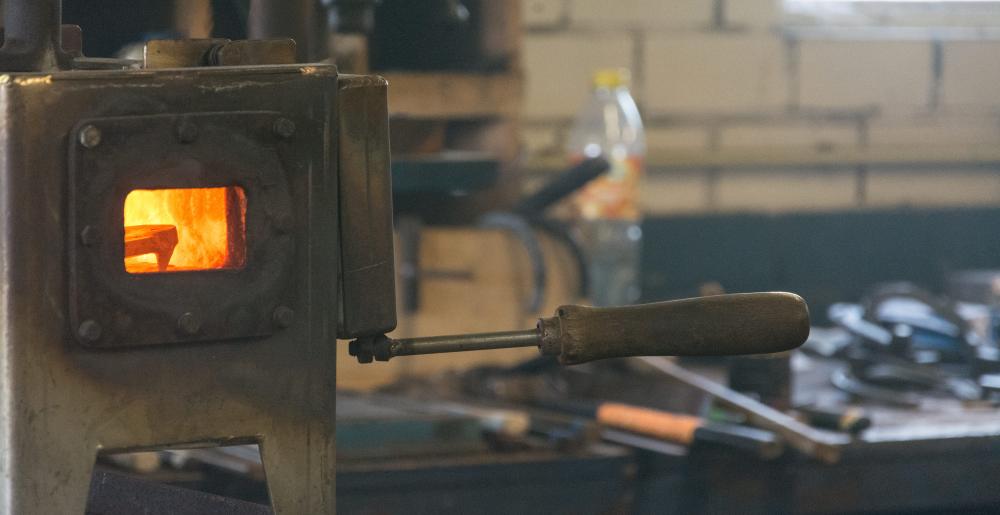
(513, 157), (609, 216)
(538, 292), (810, 365)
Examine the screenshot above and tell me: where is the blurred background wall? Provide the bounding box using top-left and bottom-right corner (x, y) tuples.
(520, 0), (1000, 213)
(518, 0), (1000, 318)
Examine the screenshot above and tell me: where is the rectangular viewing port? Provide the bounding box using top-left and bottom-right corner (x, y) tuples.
(124, 187), (247, 274)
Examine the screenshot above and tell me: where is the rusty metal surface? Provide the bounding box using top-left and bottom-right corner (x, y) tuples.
(68, 110), (297, 348)
(0, 0), (73, 72)
(213, 39), (299, 67)
(143, 39), (230, 68)
(144, 39), (298, 69)
(336, 75), (397, 338)
(0, 64), (348, 514)
(87, 469), (273, 515)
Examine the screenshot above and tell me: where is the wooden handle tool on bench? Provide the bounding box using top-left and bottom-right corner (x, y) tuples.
(350, 292), (811, 364)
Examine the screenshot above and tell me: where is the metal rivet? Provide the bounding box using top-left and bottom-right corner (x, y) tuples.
(273, 306), (295, 328)
(176, 312), (202, 336)
(272, 118), (296, 139)
(79, 225), (99, 246)
(78, 125), (101, 149)
(78, 319), (103, 343)
(176, 121), (199, 143)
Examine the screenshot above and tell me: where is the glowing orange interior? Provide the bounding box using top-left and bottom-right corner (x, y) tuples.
(124, 187), (247, 274)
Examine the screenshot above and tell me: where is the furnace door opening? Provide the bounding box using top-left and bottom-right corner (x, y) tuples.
(124, 187), (247, 274)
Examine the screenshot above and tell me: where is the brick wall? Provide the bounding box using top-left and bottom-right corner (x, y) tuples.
(520, 0), (1000, 215)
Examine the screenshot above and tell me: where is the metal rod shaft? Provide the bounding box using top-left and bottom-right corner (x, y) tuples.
(391, 330), (540, 358)
(639, 356), (848, 463)
(350, 292), (810, 364)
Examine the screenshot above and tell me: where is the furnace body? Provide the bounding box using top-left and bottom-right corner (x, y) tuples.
(0, 64), (390, 514)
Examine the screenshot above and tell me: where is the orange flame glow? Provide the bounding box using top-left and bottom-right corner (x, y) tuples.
(123, 187), (246, 274)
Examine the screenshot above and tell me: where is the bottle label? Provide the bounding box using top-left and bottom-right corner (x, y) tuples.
(569, 155), (644, 221)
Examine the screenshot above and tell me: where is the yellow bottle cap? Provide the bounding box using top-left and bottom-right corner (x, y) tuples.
(593, 68), (630, 89)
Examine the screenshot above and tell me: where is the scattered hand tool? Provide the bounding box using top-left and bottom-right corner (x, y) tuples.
(422, 401), (532, 441)
(830, 367), (921, 408)
(350, 292), (810, 365)
(639, 357), (850, 464)
(516, 396), (783, 459)
(595, 402), (784, 460)
(795, 405), (872, 435)
(524, 409), (602, 452)
(829, 282), (999, 405)
(388, 393), (603, 452)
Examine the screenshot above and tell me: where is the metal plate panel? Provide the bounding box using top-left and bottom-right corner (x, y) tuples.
(68, 112), (297, 347)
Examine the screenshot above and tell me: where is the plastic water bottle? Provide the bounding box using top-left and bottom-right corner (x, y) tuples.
(566, 69), (646, 307)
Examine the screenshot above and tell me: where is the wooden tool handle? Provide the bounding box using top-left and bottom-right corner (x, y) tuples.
(539, 292), (810, 365)
(596, 403), (702, 445)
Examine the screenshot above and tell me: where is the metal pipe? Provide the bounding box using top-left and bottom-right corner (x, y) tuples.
(0, 0), (67, 71)
(391, 330), (539, 357)
(248, 0), (323, 62)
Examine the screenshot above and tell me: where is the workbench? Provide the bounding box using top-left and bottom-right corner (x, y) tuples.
(361, 354), (1000, 514)
(628, 354), (1000, 514)
(87, 358), (1000, 513)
